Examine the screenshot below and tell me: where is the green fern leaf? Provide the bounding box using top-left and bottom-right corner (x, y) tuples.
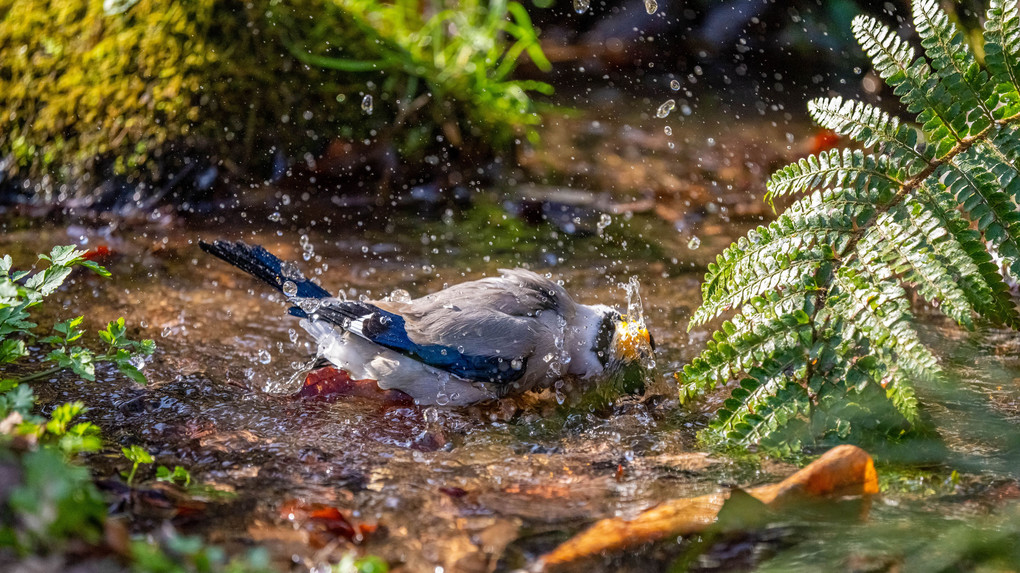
(682, 0), (1020, 450)
(711, 353), (812, 445)
(916, 181), (1020, 327)
(827, 265), (931, 421)
(858, 204), (975, 328)
(946, 154), (1020, 276)
(693, 189), (868, 326)
(807, 96), (925, 167)
(853, 14), (965, 157)
(913, 0), (996, 130)
(680, 291), (815, 402)
(765, 148), (907, 205)
(984, 0), (1020, 115)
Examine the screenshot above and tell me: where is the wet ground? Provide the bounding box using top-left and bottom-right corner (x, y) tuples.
(4, 105), (1020, 572)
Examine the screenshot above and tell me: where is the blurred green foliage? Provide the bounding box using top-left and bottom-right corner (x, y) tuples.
(291, 0), (551, 154)
(0, 0), (550, 198)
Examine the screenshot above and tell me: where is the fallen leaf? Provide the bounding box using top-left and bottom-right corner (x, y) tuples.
(296, 366), (412, 404)
(540, 444), (878, 570)
(279, 499), (376, 547)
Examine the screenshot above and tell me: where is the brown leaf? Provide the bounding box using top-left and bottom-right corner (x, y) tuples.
(540, 445), (879, 570)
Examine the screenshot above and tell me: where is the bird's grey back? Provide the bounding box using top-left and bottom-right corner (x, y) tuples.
(373, 269), (579, 361)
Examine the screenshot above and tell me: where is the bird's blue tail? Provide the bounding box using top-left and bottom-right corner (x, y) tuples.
(199, 240), (331, 299)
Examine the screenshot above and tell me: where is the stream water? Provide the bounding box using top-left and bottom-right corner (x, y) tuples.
(3, 107), (1020, 572)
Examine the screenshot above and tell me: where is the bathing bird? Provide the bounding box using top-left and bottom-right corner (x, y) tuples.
(199, 240), (654, 406)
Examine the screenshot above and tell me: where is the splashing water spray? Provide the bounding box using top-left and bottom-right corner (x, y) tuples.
(618, 276), (655, 369)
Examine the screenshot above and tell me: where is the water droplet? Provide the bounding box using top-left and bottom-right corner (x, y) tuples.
(161, 326), (172, 337)
(555, 389), (566, 404)
(656, 99), (676, 118)
(361, 94), (373, 114)
(511, 358), (524, 370)
(389, 289), (411, 303)
(670, 79), (680, 91)
(298, 297), (321, 313)
(435, 392), (450, 406)
(129, 355), (146, 371)
(688, 236), (701, 250)
(288, 328), (299, 343)
(258, 349), (271, 364)
(423, 406), (440, 424)
(282, 281), (299, 297)
(596, 213), (612, 236)
(268, 211), (282, 222)
(644, 0), (657, 14)
(664, 126), (672, 136)
(543, 353), (555, 363)
(573, 0), (589, 13)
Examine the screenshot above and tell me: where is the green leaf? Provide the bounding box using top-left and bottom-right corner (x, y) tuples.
(42, 245), (86, 267)
(122, 444), (153, 465)
(116, 361), (148, 385)
(2, 384), (35, 416)
(0, 338), (27, 364)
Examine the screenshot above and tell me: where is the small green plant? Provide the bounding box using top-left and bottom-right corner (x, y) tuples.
(335, 553), (390, 573)
(0, 448), (108, 552)
(1, 246), (155, 388)
(156, 465), (192, 488)
(129, 533), (274, 573)
(289, 0), (552, 151)
(678, 0), (1020, 449)
(122, 445), (153, 487)
(0, 245), (154, 556)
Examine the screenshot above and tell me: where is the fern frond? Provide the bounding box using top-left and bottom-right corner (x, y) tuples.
(679, 291), (815, 402)
(682, 0), (1020, 450)
(984, 0), (1020, 115)
(913, 0), (996, 128)
(853, 14), (965, 157)
(765, 148), (906, 205)
(827, 264), (932, 422)
(982, 125), (1020, 206)
(945, 153), (1020, 276)
(693, 188), (870, 326)
(807, 96), (925, 166)
(916, 181), (1020, 327)
(712, 354), (812, 446)
(858, 205), (975, 328)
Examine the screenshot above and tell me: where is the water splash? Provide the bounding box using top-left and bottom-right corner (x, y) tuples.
(623, 276), (645, 326)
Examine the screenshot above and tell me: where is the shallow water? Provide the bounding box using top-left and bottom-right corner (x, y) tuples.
(4, 111), (1020, 571)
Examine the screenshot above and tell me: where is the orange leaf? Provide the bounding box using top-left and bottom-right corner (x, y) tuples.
(540, 445), (878, 570)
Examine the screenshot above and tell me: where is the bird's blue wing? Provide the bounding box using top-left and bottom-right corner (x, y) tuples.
(289, 302), (527, 384)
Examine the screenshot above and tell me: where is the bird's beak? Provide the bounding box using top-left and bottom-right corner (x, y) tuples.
(612, 320), (654, 365)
